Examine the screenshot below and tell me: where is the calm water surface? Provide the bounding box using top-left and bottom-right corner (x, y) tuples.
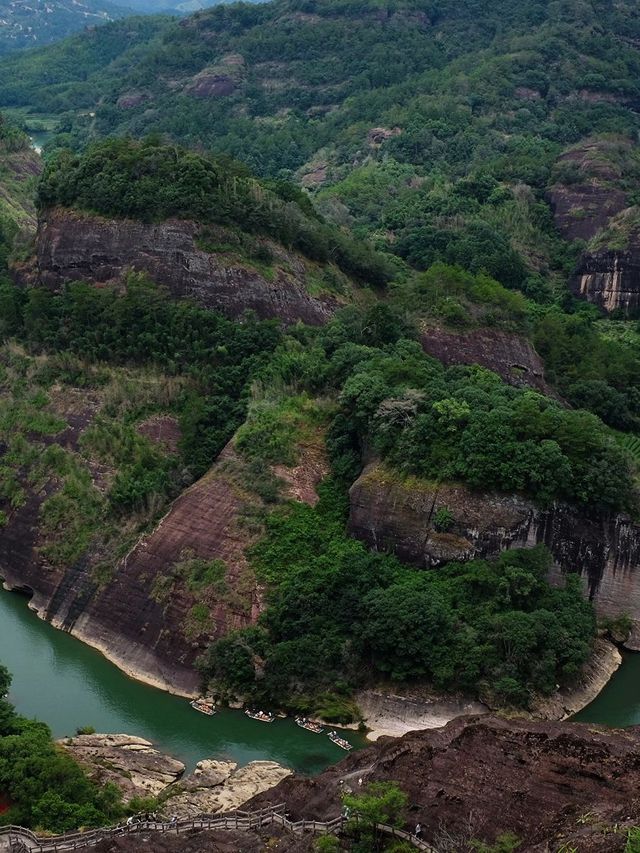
(0, 589), (363, 773)
(572, 650), (640, 727)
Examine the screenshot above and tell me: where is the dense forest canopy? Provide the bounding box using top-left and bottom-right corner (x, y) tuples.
(2, 0), (640, 307)
(37, 137), (393, 284)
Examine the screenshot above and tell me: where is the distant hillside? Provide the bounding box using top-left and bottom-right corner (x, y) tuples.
(1, 0), (640, 299)
(0, 0), (134, 54)
(0, 114), (40, 265)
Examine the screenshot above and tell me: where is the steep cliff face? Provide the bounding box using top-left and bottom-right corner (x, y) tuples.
(572, 239), (640, 314)
(33, 208), (342, 325)
(421, 325), (556, 396)
(3, 440), (327, 695)
(547, 138), (631, 243)
(348, 464), (640, 640)
(547, 137), (640, 316)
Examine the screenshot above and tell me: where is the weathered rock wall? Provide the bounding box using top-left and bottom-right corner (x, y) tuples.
(1, 440), (328, 696)
(348, 464), (640, 641)
(420, 325), (556, 396)
(572, 247), (640, 314)
(31, 208), (340, 325)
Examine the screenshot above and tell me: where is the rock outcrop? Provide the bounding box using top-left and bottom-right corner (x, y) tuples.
(547, 137), (640, 316)
(421, 325), (556, 396)
(348, 464), (640, 640)
(165, 759), (291, 817)
(60, 734), (185, 800)
(547, 138), (631, 243)
(60, 735), (291, 827)
(572, 238), (640, 314)
(0, 430), (328, 695)
(249, 715), (640, 852)
(33, 208), (340, 325)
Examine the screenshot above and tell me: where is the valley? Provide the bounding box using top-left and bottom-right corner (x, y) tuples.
(2, 0), (640, 849)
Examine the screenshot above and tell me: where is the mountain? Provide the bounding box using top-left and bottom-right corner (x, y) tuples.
(2, 0), (640, 304)
(2, 0), (640, 760)
(0, 0), (137, 54)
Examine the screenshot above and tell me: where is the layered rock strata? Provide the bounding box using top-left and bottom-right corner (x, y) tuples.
(349, 464), (640, 641)
(33, 208), (340, 325)
(572, 243), (640, 314)
(1, 439), (327, 695)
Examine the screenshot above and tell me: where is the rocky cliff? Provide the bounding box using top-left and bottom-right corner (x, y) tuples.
(547, 137), (640, 316)
(250, 715), (640, 852)
(32, 208), (342, 325)
(572, 237), (640, 315)
(348, 464), (640, 642)
(421, 325), (556, 396)
(1, 424), (328, 696)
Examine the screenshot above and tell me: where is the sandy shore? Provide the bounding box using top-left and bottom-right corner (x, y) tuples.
(355, 637), (622, 741)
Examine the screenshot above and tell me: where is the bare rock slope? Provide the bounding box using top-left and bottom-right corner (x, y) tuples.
(249, 715), (640, 852)
(34, 208), (341, 325)
(349, 463), (640, 640)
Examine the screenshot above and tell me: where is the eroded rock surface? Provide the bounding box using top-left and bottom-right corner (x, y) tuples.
(421, 325), (555, 395)
(547, 138), (631, 242)
(355, 687), (487, 741)
(1, 432), (328, 695)
(249, 715), (640, 852)
(349, 463), (640, 636)
(546, 137), (640, 315)
(34, 208), (339, 325)
(572, 238), (640, 314)
(60, 734), (185, 800)
(165, 760), (292, 817)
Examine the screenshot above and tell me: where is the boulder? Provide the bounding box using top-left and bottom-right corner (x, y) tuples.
(165, 759), (291, 817)
(60, 734), (185, 799)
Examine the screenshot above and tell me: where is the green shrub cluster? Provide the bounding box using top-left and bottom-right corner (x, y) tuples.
(0, 664), (123, 832)
(37, 138), (393, 286)
(256, 307), (638, 512)
(199, 487), (595, 709)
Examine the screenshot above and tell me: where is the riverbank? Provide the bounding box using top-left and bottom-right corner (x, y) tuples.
(1, 574), (200, 699)
(0, 587), (363, 774)
(353, 638), (621, 741)
(529, 636), (622, 721)
(355, 688), (487, 741)
(0, 583), (623, 746)
(60, 733), (292, 816)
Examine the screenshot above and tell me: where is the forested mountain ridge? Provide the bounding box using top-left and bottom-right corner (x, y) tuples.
(3, 0), (640, 307)
(3, 0), (640, 753)
(0, 0), (133, 55)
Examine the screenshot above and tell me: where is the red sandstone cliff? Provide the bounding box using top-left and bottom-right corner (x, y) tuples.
(31, 208), (345, 326)
(348, 463), (640, 645)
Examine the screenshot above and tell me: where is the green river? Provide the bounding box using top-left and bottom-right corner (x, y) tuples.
(2, 584), (637, 777)
(572, 650), (640, 727)
(0, 589), (363, 774)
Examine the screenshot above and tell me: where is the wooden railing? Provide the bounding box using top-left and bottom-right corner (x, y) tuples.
(0, 803), (436, 852)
